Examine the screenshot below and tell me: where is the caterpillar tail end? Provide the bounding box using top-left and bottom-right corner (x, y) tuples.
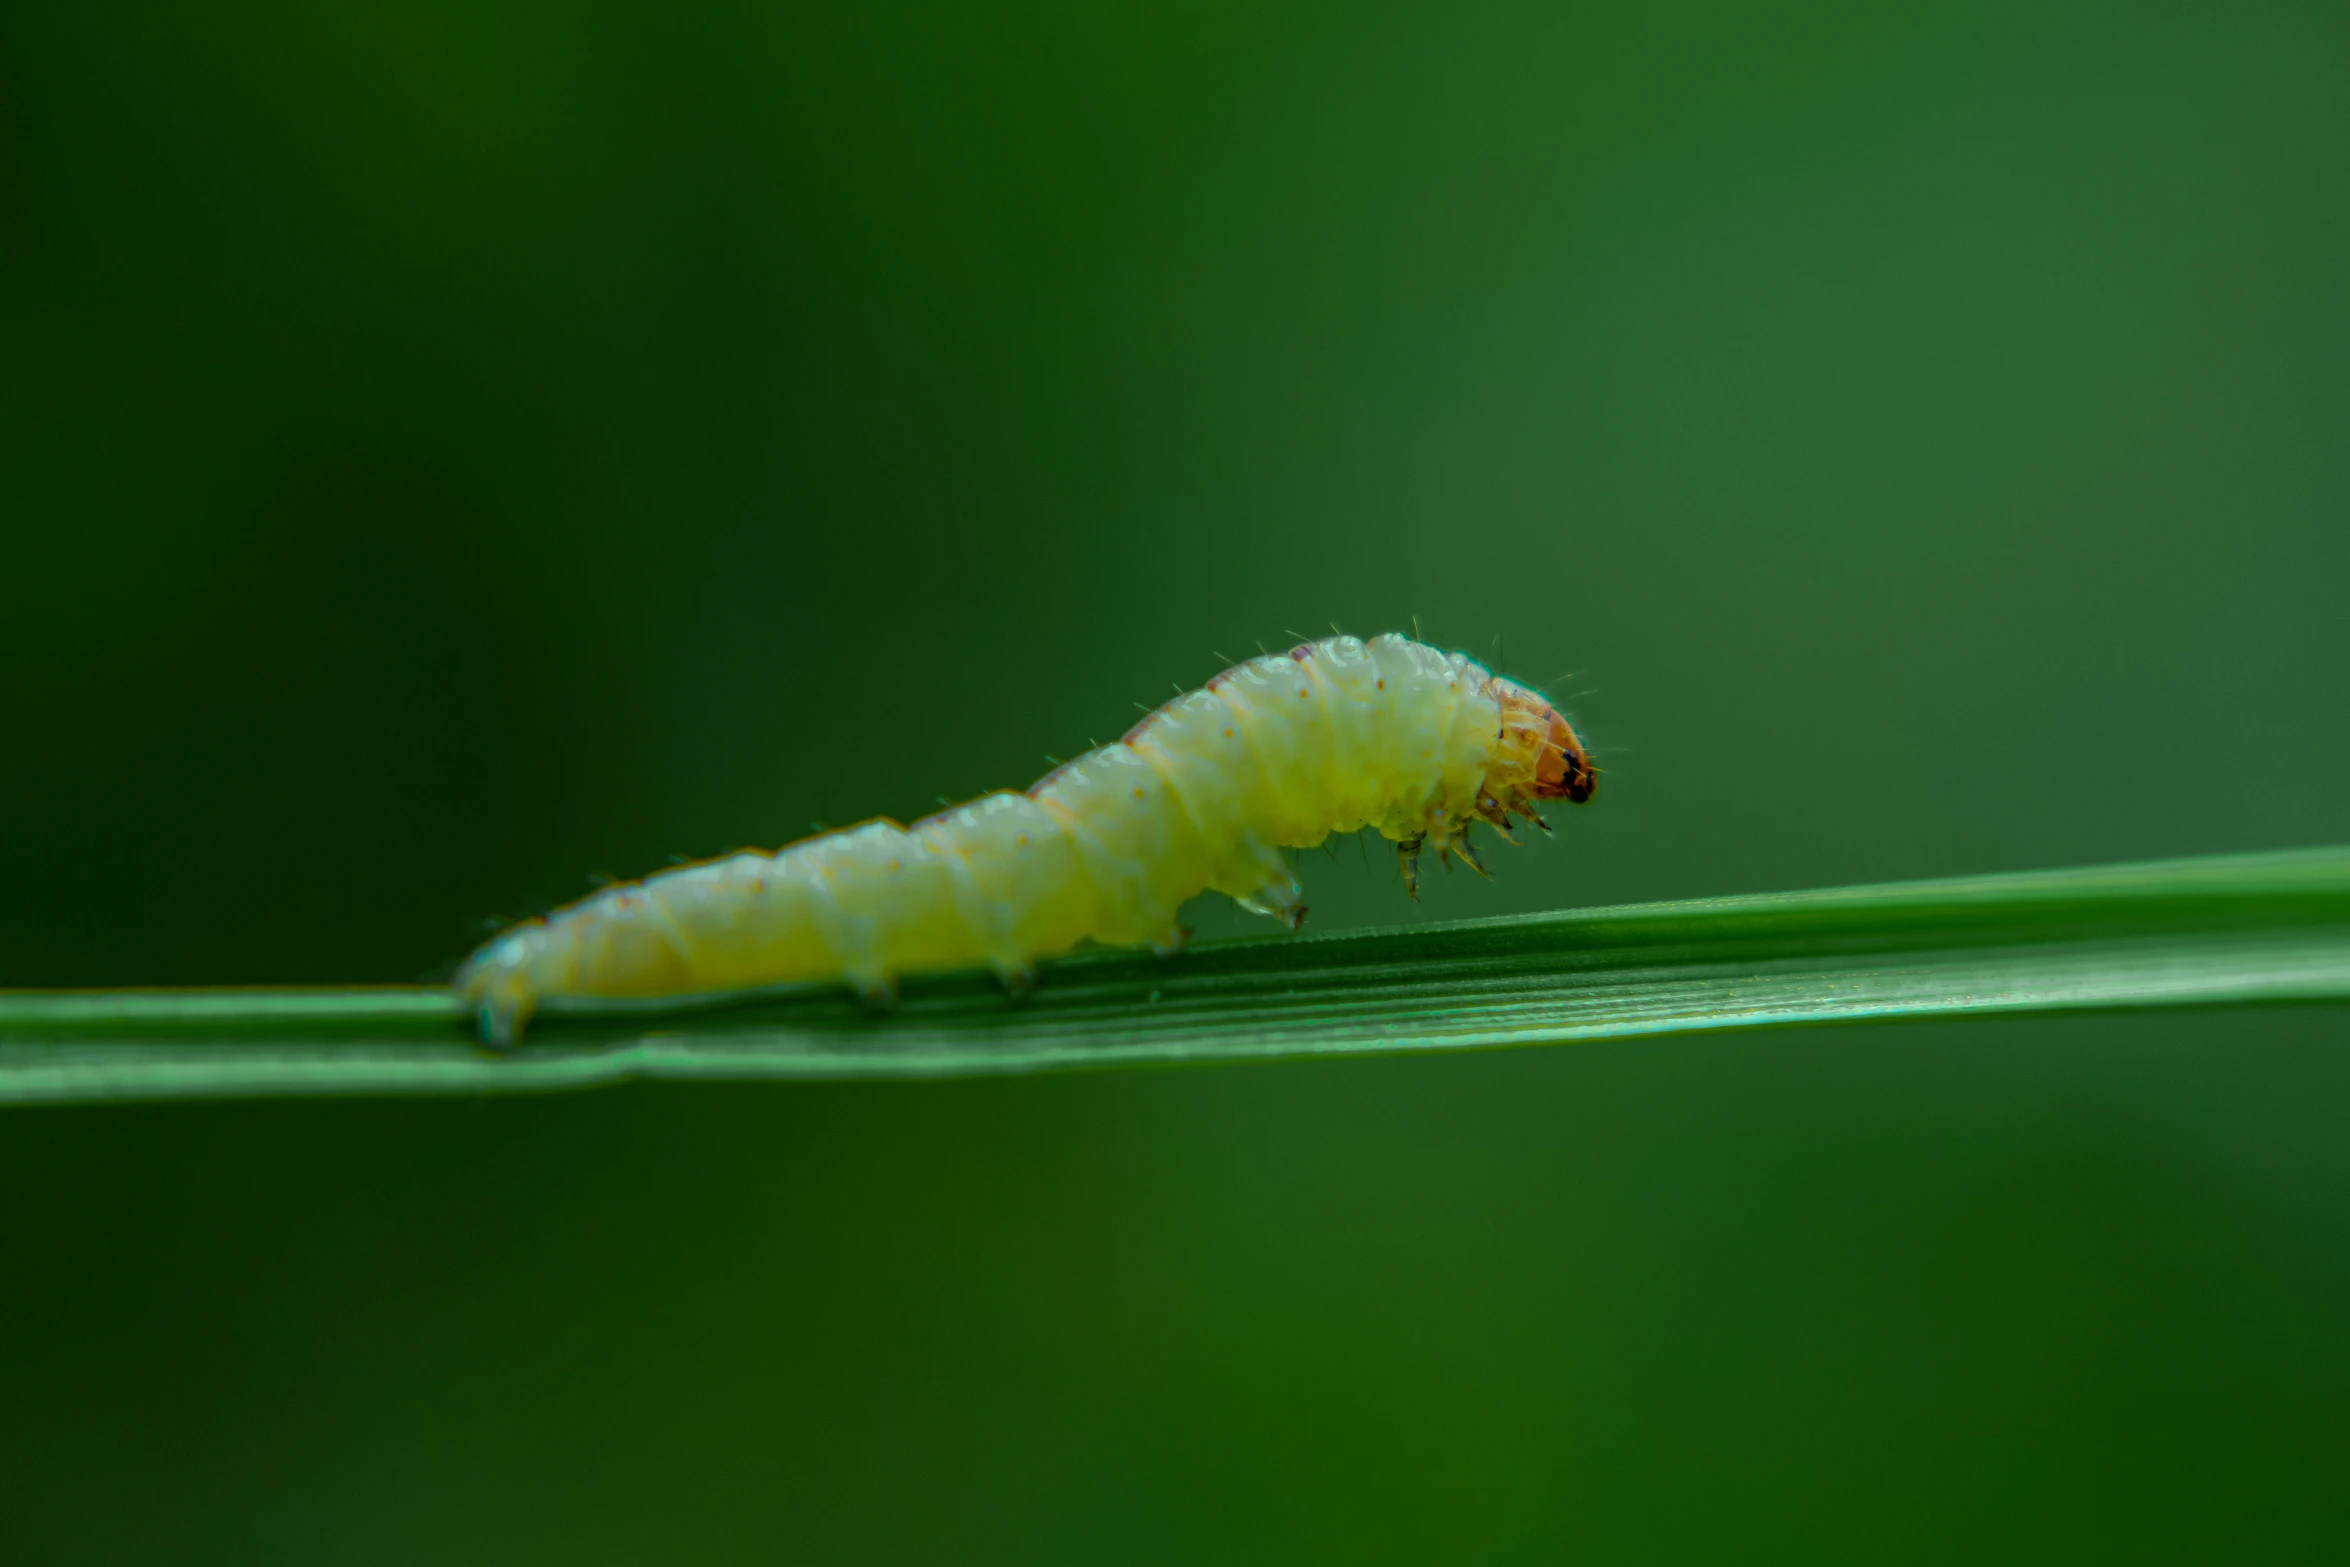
(473, 991), (535, 1050)
(454, 928), (542, 1050)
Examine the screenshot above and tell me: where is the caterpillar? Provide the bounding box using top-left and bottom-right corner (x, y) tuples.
(456, 632), (1595, 1044)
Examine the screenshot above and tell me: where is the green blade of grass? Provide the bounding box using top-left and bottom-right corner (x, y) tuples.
(5, 846), (2348, 1105)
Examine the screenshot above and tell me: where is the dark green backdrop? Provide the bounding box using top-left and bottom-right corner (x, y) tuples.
(5, 1), (2346, 1560)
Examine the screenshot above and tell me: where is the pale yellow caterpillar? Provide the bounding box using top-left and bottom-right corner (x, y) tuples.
(456, 633), (1595, 1045)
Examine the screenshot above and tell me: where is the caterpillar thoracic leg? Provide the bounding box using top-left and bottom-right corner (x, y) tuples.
(456, 631), (1596, 1045)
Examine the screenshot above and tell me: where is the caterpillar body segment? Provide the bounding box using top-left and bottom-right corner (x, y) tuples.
(457, 633), (1595, 1045)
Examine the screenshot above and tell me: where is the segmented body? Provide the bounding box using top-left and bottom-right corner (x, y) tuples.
(456, 633), (1594, 1044)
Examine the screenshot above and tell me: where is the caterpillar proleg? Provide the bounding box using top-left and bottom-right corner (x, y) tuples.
(457, 633), (1595, 1044)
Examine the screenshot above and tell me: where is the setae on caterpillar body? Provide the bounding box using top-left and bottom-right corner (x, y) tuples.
(457, 633), (1595, 1044)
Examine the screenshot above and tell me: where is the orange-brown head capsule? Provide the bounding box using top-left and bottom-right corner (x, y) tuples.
(1532, 709), (1595, 803)
(1488, 678), (1596, 807)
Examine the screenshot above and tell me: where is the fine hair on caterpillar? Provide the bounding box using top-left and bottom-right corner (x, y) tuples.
(457, 632), (1596, 1045)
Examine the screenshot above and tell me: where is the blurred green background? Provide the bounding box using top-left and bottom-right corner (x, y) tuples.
(6, 0), (2348, 1559)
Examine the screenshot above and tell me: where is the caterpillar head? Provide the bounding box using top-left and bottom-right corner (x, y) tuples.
(1488, 679), (1595, 807)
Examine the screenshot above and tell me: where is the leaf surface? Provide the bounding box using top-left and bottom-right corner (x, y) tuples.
(5, 847), (2346, 1104)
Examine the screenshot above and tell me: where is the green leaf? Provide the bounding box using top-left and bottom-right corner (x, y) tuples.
(5, 846), (2348, 1105)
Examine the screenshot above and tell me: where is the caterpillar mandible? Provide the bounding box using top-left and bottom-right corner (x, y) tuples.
(457, 633), (1595, 1044)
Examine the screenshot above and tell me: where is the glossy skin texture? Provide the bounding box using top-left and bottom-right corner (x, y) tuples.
(456, 633), (1594, 1044)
